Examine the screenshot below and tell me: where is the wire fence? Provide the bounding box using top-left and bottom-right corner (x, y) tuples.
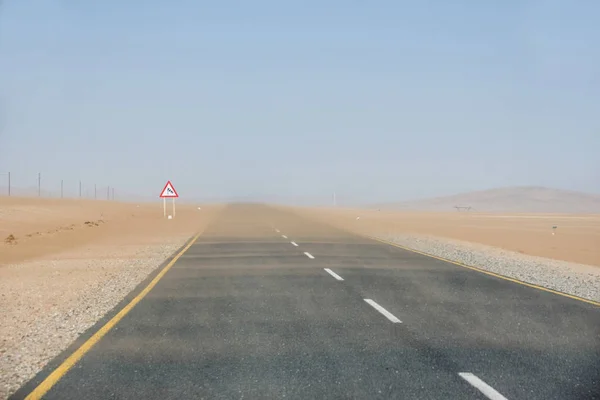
(0, 171), (117, 200)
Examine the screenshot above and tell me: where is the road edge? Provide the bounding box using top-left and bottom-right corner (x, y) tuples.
(285, 207), (600, 308)
(10, 232), (203, 400)
(369, 235), (600, 307)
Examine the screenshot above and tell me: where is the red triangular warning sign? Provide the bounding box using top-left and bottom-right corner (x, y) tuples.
(159, 181), (179, 198)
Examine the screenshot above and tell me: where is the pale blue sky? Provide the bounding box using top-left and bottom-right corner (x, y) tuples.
(1, 1), (598, 204)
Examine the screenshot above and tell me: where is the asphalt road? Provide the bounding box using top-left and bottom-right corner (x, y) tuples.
(14, 204), (600, 399)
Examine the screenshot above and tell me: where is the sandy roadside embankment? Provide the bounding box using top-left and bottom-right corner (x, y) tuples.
(290, 206), (600, 303)
(0, 197), (223, 398)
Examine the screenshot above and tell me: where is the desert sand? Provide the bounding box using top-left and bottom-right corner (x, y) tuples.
(0, 196), (223, 397)
(0, 197), (219, 266)
(292, 207), (600, 267)
(2, 197), (599, 397)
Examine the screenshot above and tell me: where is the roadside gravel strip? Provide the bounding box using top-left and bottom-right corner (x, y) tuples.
(377, 233), (600, 303)
(0, 239), (190, 399)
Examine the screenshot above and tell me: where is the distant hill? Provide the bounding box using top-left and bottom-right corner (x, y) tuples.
(375, 186), (600, 213)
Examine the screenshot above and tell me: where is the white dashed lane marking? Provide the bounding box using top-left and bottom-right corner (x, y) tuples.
(291, 241), (298, 247)
(304, 252), (315, 259)
(364, 299), (401, 323)
(458, 373), (508, 400)
(324, 268), (344, 281)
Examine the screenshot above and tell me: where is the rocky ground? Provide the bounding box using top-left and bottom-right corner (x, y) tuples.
(2, 203), (598, 398)
(0, 240), (190, 398)
(0, 199), (221, 399)
(292, 207), (600, 302)
(377, 233), (600, 303)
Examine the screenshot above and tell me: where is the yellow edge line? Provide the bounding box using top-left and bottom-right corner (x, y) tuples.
(25, 232), (203, 400)
(368, 236), (600, 307)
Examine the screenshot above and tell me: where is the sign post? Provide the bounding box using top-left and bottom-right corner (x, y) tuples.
(159, 180), (179, 218)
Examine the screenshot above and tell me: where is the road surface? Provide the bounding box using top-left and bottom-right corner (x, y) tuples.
(14, 204), (600, 399)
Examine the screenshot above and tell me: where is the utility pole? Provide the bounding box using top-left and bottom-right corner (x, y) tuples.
(94, 184), (97, 200)
(61, 180), (64, 198)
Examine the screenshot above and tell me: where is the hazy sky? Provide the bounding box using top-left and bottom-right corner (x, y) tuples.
(1, 1), (598, 204)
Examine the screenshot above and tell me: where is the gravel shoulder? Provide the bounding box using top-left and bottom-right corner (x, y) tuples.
(375, 233), (600, 303)
(0, 239), (190, 398)
(0, 203), (222, 399)
(291, 207), (600, 303)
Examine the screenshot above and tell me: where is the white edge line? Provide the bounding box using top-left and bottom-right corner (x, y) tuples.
(281, 235), (288, 239)
(304, 252), (315, 259)
(364, 299), (401, 323)
(290, 241), (298, 247)
(458, 373), (508, 400)
(275, 229), (280, 233)
(324, 268), (344, 281)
